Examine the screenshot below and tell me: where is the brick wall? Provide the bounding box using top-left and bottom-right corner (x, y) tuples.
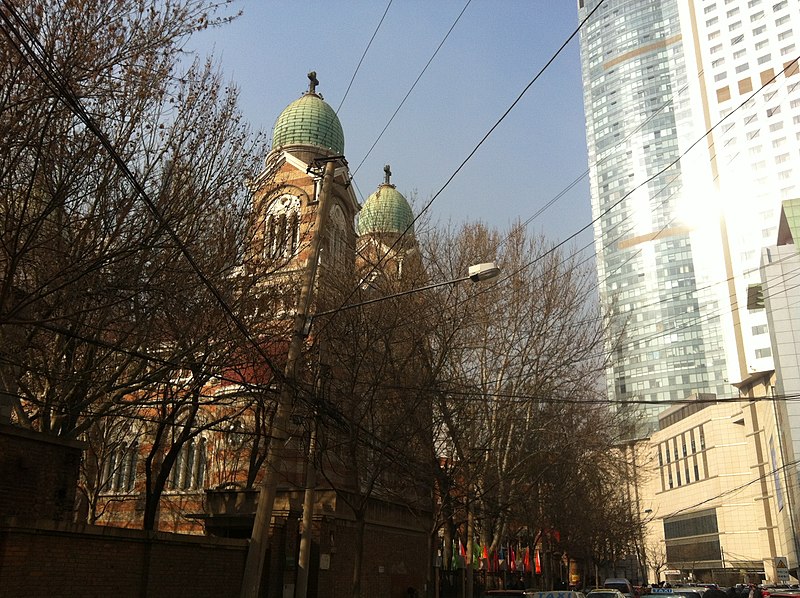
(316, 514), (430, 598)
(0, 424), (83, 522)
(0, 519), (248, 598)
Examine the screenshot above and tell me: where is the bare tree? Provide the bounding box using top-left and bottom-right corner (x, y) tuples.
(419, 221), (631, 591)
(0, 0), (273, 438)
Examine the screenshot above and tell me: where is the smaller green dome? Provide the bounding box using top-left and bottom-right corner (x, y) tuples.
(272, 73), (344, 154)
(358, 166), (414, 236)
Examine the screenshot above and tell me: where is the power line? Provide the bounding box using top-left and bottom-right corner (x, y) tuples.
(336, 0), (393, 114)
(350, 0), (472, 177)
(316, 0), (608, 339)
(0, 1), (284, 389)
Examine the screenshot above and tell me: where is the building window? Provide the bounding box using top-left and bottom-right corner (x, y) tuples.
(168, 437), (207, 491)
(101, 441), (138, 493)
(327, 203), (348, 269)
(756, 347), (773, 358)
(264, 194), (300, 261)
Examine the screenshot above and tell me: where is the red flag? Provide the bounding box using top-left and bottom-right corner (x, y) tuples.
(510, 548), (517, 572)
(535, 549), (542, 574)
(523, 547), (531, 573)
(459, 539), (466, 558)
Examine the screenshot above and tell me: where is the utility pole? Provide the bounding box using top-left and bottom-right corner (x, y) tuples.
(240, 158), (337, 598)
(295, 410), (318, 598)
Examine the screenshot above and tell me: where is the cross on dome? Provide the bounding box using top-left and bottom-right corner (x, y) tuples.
(384, 164), (392, 185)
(307, 71), (319, 95)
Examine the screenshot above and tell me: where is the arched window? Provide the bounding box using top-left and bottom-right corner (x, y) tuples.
(101, 441), (138, 494)
(264, 194), (300, 260)
(168, 437), (208, 492)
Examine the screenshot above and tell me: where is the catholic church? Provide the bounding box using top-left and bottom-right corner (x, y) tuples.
(89, 72), (432, 598)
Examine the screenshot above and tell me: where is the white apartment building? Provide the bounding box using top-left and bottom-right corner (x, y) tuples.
(579, 0), (800, 425)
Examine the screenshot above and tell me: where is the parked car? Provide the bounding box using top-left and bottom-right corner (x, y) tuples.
(605, 579), (636, 598)
(485, 591), (586, 598)
(650, 586), (706, 598)
(588, 589), (627, 598)
(763, 589), (800, 598)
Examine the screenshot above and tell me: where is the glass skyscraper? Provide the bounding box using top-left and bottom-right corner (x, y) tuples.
(578, 0), (800, 424)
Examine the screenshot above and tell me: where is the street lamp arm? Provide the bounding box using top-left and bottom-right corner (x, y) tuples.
(307, 262), (500, 328)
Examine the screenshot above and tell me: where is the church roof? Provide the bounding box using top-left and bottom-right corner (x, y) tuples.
(272, 73), (344, 155)
(358, 166), (414, 237)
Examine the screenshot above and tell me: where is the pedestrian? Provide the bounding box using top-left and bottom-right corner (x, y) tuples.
(704, 586), (728, 598)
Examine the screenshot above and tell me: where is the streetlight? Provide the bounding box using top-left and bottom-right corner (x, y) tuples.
(303, 261), (501, 334)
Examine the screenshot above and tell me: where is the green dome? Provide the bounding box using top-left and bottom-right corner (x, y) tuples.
(358, 183), (414, 236)
(272, 93), (344, 154)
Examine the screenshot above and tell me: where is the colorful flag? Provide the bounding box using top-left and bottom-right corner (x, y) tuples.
(523, 547), (531, 573)
(472, 539), (481, 566)
(510, 548), (517, 572)
(535, 549), (542, 574)
(459, 539), (466, 558)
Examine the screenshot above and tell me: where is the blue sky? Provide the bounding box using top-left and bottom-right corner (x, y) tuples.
(187, 1), (592, 249)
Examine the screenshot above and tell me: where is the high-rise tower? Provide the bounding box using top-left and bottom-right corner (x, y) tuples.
(578, 0), (800, 424)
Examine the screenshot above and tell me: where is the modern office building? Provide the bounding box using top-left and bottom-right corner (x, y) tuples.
(578, 0), (800, 426)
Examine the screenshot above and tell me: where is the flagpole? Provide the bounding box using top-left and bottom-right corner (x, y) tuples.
(466, 508), (475, 598)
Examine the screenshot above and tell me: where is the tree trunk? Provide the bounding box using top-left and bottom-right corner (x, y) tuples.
(352, 513), (367, 598)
